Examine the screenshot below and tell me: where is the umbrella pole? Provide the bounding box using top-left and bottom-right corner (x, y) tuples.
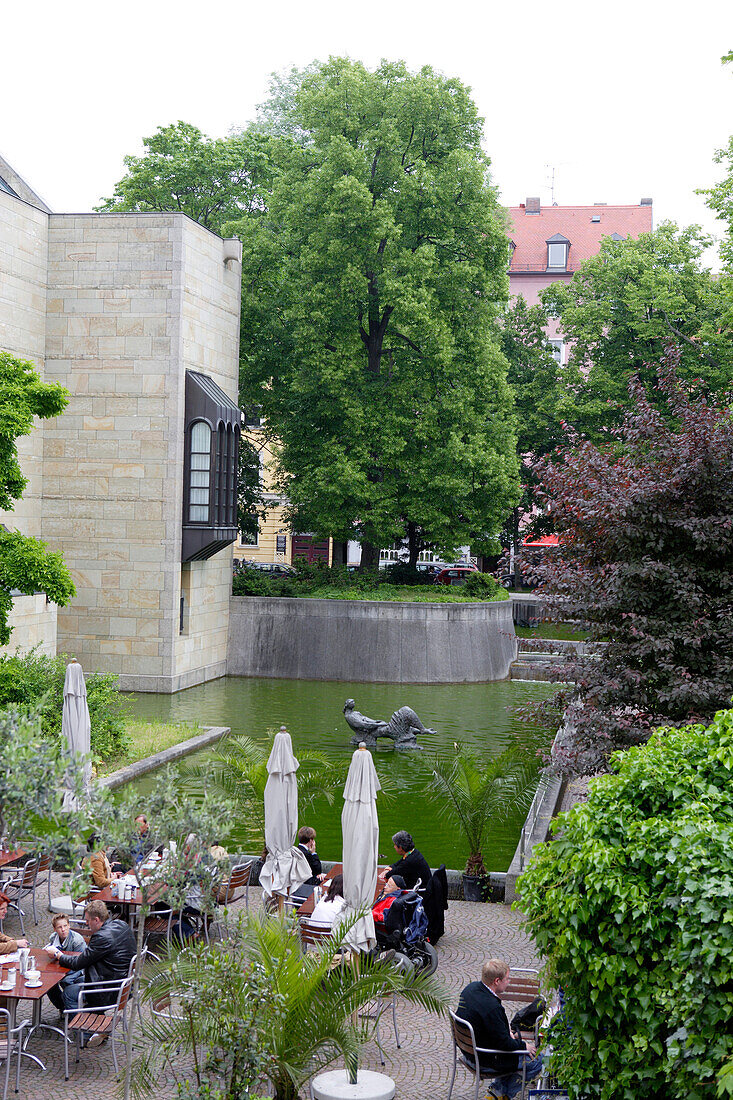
(278, 893), (284, 916)
(347, 951), (361, 1085)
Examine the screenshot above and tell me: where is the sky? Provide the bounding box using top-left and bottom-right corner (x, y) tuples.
(3, 0), (732, 263)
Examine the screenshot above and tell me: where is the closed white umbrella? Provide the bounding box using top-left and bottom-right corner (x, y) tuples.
(260, 726), (311, 898)
(341, 743), (381, 952)
(62, 659), (91, 800)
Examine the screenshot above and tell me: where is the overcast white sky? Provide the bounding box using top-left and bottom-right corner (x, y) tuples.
(3, 0), (732, 262)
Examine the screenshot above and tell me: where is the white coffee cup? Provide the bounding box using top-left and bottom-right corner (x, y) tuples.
(26, 969), (41, 983)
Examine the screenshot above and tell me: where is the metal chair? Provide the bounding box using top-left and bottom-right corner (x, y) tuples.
(217, 859), (255, 910)
(498, 967), (544, 1044)
(141, 907), (175, 951)
(447, 1011), (532, 1100)
(0, 1009), (29, 1100)
(1, 857), (39, 933)
(62, 977), (133, 1080)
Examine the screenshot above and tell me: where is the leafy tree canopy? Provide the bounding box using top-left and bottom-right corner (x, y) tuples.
(96, 120), (279, 233)
(541, 224), (733, 440)
(235, 57), (519, 565)
(0, 351), (75, 642)
(519, 708), (733, 1100)
(699, 51), (733, 272)
(526, 350), (733, 774)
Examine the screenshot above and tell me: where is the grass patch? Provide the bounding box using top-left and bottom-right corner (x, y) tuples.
(516, 622), (589, 640)
(98, 719), (200, 776)
(302, 583), (510, 603)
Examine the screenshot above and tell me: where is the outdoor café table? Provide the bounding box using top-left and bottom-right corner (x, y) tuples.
(0, 847), (26, 870)
(0, 951), (79, 1068)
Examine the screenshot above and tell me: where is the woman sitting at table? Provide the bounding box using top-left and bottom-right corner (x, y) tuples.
(0, 890), (29, 952)
(85, 835), (121, 889)
(310, 874), (346, 928)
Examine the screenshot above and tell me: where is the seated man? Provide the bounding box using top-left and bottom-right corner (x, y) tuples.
(379, 830), (431, 890)
(456, 958), (542, 1099)
(131, 813), (154, 864)
(45, 913), (86, 1014)
(44, 899), (135, 1014)
(296, 826), (327, 887)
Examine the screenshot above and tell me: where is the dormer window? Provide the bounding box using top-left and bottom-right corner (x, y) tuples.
(546, 233), (570, 271)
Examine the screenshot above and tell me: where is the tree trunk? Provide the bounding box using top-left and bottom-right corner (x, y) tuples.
(407, 523), (421, 570)
(359, 541), (380, 572)
(512, 507), (520, 588)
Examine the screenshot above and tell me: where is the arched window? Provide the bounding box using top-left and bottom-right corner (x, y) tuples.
(188, 421), (212, 522)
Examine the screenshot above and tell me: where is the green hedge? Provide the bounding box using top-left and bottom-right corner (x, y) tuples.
(0, 650), (131, 761)
(519, 709), (733, 1099)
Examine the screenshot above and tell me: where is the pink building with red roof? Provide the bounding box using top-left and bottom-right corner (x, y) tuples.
(508, 196), (653, 363)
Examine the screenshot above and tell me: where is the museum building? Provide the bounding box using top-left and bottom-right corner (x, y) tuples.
(0, 153), (243, 692)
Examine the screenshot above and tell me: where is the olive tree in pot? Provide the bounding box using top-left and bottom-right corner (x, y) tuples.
(430, 745), (535, 901)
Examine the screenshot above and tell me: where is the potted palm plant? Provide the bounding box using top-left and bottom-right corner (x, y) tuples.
(429, 745), (535, 902)
(134, 911), (447, 1100)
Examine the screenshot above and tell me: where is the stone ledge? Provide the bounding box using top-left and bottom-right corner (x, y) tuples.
(100, 725), (229, 790)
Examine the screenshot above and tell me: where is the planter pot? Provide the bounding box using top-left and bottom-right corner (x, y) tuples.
(462, 873), (484, 902)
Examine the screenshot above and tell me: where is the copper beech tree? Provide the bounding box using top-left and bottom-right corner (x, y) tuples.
(525, 348), (733, 774)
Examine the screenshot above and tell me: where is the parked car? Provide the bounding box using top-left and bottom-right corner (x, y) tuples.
(241, 561), (295, 576)
(432, 564), (479, 586)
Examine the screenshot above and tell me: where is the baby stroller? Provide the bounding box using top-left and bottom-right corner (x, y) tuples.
(373, 888), (438, 975)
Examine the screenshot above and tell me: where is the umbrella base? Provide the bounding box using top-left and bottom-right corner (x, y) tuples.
(312, 1069), (395, 1100)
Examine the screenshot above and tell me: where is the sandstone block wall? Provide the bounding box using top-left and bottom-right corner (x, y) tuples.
(0, 190), (57, 655)
(41, 213), (240, 692)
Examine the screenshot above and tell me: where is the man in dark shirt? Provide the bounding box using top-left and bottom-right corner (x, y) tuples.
(44, 899), (135, 1012)
(380, 830), (431, 890)
(296, 826), (327, 887)
(456, 959), (542, 1098)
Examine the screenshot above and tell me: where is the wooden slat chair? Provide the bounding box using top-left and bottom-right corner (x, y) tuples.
(62, 977), (133, 1080)
(498, 967), (544, 1043)
(0, 857), (39, 933)
(448, 1011), (533, 1100)
(0, 1009), (30, 1100)
(216, 860), (255, 910)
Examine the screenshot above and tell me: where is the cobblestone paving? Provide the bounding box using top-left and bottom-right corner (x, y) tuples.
(6, 870), (540, 1100)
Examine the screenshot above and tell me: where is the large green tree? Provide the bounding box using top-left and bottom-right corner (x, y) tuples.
(236, 58), (519, 567)
(96, 120), (277, 233)
(0, 351), (75, 641)
(541, 223), (733, 440)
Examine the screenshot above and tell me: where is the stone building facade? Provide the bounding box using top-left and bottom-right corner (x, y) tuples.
(0, 154), (242, 691)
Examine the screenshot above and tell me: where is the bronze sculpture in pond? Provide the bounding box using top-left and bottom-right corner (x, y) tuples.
(343, 699), (436, 750)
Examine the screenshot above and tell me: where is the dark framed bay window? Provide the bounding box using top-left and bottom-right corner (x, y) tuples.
(182, 370), (242, 562)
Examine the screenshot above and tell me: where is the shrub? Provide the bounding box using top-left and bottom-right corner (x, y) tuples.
(519, 707), (733, 1099)
(0, 650), (130, 761)
(232, 568), (278, 596)
(463, 571), (501, 599)
(382, 562), (433, 586)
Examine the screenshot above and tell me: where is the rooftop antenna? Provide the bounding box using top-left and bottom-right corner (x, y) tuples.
(545, 164), (558, 205)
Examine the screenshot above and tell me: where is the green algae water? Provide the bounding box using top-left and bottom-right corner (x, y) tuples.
(127, 677), (554, 873)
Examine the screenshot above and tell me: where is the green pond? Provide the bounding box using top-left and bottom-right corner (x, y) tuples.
(127, 676), (554, 873)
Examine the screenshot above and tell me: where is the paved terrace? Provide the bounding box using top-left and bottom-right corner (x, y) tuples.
(5, 869), (540, 1100)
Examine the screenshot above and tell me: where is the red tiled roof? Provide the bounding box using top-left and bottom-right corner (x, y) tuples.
(508, 203), (653, 272)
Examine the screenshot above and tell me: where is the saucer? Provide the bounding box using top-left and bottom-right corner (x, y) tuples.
(24, 980), (42, 988)
(0, 981), (15, 990)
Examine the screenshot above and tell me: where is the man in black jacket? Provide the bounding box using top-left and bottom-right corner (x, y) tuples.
(296, 826), (327, 887)
(44, 899), (135, 1011)
(380, 830), (431, 890)
(456, 959), (542, 1098)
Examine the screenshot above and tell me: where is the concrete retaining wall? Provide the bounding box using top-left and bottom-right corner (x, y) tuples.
(227, 596), (517, 683)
